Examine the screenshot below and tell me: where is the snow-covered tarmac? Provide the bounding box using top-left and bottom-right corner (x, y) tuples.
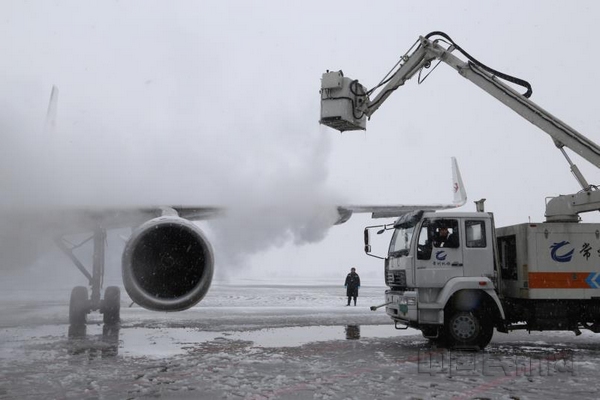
(1, 281), (600, 399)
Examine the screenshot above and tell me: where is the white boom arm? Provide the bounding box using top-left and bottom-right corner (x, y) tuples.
(320, 32), (600, 222)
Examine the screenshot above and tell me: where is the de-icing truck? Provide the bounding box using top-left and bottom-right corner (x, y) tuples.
(320, 32), (600, 349)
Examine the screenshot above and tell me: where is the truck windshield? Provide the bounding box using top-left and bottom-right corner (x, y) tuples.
(388, 226), (415, 257)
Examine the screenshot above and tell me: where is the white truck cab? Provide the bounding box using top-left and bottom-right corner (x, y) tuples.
(369, 210), (503, 349)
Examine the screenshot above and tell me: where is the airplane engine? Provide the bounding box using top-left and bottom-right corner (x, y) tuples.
(122, 216), (214, 312)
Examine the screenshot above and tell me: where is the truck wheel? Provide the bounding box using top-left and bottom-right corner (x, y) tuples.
(446, 311), (493, 350)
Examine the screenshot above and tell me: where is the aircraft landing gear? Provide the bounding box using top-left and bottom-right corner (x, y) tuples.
(56, 227), (121, 333)
(69, 286), (90, 325)
(102, 286), (121, 325)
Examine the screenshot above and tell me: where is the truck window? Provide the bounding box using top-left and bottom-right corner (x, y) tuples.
(417, 222), (432, 260)
(388, 226), (415, 257)
(432, 219), (459, 248)
(465, 220), (486, 248)
(498, 235), (518, 280)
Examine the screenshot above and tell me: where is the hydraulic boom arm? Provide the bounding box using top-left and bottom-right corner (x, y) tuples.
(320, 32), (600, 221)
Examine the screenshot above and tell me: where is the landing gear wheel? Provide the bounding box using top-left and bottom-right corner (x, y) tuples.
(69, 286), (89, 325)
(446, 311), (493, 350)
(102, 286), (121, 325)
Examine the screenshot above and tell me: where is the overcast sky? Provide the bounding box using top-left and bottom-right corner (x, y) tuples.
(2, 1), (600, 286)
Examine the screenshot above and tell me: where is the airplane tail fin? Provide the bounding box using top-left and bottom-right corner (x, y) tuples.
(451, 156), (467, 207)
(44, 85), (59, 134)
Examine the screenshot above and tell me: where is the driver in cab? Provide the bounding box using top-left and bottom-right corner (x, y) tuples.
(433, 225), (458, 248)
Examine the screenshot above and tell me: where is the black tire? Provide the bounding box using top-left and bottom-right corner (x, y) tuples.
(69, 286), (89, 325)
(446, 310), (493, 350)
(102, 286), (121, 325)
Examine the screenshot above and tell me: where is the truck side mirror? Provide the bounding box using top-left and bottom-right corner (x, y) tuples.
(363, 225), (386, 260)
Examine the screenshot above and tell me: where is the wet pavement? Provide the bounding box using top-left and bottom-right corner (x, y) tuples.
(2, 283), (600, 399)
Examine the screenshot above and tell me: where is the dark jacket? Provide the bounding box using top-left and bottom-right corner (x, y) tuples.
(434, 233), (458, 248)
(345, 272), (361, 297)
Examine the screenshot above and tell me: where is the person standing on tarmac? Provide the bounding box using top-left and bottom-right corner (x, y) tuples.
(344, 267), (361, 306)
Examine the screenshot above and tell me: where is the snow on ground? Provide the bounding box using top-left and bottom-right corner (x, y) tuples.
(1, 281), (600, 399)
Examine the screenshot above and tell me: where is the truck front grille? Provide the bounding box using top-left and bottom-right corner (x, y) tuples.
(386, 270), (407, 288)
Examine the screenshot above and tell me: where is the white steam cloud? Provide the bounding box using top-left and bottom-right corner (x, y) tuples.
(0, 2), (350, 284)
(0, 89), (341, 279)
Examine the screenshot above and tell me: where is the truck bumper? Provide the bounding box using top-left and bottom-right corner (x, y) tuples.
(385, 290), (446, 326)
(385, 290), (418, 325)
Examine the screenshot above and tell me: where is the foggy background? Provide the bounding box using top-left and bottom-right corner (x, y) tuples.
(1, 1), (600, 290)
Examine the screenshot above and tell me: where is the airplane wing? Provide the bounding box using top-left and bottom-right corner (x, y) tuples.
(335, 157), (467, 224)
(3, 205), (223, 234)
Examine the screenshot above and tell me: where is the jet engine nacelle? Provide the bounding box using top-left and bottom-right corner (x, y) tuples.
(122, 216), (214, 311)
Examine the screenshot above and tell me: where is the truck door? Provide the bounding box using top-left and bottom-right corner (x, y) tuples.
(462, 219), (494, 278)
(415, 218), (464, 287)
